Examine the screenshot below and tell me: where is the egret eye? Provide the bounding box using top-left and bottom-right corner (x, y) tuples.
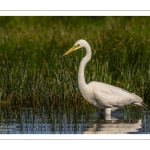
(74, 44), (80, 48)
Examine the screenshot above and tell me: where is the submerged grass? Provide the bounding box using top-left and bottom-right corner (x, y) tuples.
(0, 16), (150, 110)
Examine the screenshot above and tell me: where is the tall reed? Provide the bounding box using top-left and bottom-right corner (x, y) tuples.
(0, 16), (150, 110)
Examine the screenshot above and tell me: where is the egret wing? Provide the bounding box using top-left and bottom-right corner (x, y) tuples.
(89, 82), (142, 108)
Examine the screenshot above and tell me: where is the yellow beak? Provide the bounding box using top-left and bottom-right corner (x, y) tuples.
(61, 47), (75, 58)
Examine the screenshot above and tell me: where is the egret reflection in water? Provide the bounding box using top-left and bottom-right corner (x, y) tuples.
(83, 113), (142, 134)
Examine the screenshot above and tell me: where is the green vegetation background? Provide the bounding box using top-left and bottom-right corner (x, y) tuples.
(0, 16), (150, 111)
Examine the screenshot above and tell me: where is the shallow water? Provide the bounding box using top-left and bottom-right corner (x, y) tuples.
(0, 107), (150, 134)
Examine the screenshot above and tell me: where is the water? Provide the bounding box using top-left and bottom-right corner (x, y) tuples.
(0, 107), (150, 134)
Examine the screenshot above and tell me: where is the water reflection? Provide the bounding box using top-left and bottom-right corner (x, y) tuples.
(0, 107), (150, 134)
(84, 114), (142, 134)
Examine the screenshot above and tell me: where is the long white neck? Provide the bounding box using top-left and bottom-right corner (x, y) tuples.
(78, 43), (91, 91)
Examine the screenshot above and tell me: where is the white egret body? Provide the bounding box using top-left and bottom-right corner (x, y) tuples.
(61, 39), (143, 114)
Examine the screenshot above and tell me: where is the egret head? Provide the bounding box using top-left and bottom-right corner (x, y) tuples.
(61, 39), (88, 58)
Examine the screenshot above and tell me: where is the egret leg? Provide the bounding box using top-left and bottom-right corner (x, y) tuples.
(104, 108), (112, 115)
(104, 114), (112, 120)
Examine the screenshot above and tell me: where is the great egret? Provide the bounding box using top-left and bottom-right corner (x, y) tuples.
(61, 39), (143, 115)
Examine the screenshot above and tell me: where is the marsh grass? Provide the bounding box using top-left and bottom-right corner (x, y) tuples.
(0, 16), (150, 111)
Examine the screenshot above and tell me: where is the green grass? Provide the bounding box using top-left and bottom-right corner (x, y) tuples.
(0, 16), (150, 110)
